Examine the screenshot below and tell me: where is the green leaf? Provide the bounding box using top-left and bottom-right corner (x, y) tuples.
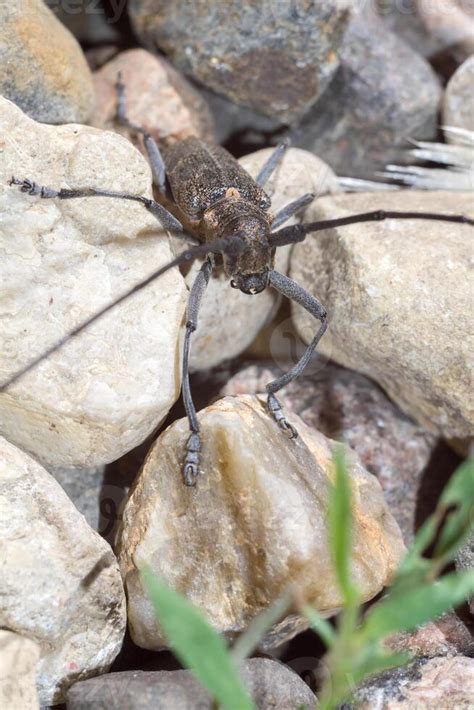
(301, 604), (336, 649)
(362, 570), (474, 641)
(141, 568), (255, 710)
(435, 458), (474, 562)
(350, 647), (411, 685)
(328, 445), (358, 606)
(231, 590), (292, 663)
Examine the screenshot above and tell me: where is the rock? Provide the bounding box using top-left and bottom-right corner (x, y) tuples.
(374, 0), (443, 58)
(217, 362), (436, 544)
(455, 531), (474, 614)
(91, 49), (216, 147)
(386, 612), (474, 658)
(0, 1), (94, 124)
(290, 191), (474, 440)
(49, 465), (106, 532)
(117, 395), (405, 650)
(443, 56), (474, 139)
(0, 437), (126, 705)
(0, 96), (187, 468)
(0, 631), (40, 710)
(352, 656), (474, 709)
(417, 0), (474, 62)
(187, 148), (338, 371)
(128, 0), (352, 123)
(66, 658), (317, 709)
(289, 12), (441, 178)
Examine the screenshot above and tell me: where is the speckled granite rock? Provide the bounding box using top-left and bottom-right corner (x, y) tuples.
(117, 395), (404, 651)
(91, 49), (216, 146)
(0, 0), (94, 123)
(218, 361), (436, 544)
(0, 96), (186, 468)
(0, 436), (126, 705)
(289, 12), (441, 178)
(66, 659), (317, 709)
(290, 191), (474, 440)
(386, 612), (474, 658)
(128, 0), (352, 123)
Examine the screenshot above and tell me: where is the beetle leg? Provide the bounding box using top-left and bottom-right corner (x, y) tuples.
(266, 270), (327, 438)
(272, 192), (315, 229)
(115, 73), (167, 193)
(255, 141), (289, 188)
(182, 257), (213, 486)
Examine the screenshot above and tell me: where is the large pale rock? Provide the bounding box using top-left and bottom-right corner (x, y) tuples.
(128, 0), (352, 123)
(290, 191), (474, 440)
(0, 437), (126, 705)
(91, 49), (216, 146)
(443, 56), (474, 140)
(0, 1), (94, 124)
(0, 631), (40, 710)
(117, 395), (405, 650)
(0, 97), (187, 468)
(66, 659), (317, 709)
(187, 148), (338, 370)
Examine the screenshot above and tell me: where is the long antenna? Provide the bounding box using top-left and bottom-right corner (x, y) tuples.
(0, 239), (229, 391)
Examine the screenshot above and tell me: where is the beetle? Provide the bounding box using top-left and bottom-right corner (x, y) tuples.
(3, 77), (474, 485)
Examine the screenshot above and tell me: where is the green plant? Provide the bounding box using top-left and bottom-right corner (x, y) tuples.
(142, 451), (474, 710)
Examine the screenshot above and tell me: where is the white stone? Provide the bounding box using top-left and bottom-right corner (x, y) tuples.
(117, 395), (404, 650)
(0, 436), (126, 705)
(0, 97), (187, 468)
(0, 630), (40, 710)
(290, 191), (474, 440)
(186, 148), (338, 370)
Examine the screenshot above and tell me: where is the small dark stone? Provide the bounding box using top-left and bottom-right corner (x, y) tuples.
(128, 0), (352, 123)
(66, 658), (317, 709)
(287, 12), (441, 178)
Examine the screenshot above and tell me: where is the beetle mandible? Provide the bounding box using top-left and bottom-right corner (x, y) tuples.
(5, 77), (474, 485)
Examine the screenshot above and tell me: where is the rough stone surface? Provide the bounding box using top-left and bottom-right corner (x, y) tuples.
(218, 362), (436, 544)
(456, 531), (474, 614)
(0, 630), (40, 710)
(289, 12), (441, 178)
(0, 1), (94, 124)
(443, 56), (474, 140)
(0, 97), (187, 468)
(290, 191), (474, 440)
(128, 0), (352, 123)
(66, 658), (316, 709)
(353, 656), (474, 709)
(0, 436), (127, 705)
(91, 49), (216, 146)
(49, 465), (106, 531)
(117, 395), (405, 651)
(186, 148), (338, 371)
(374, 0), (444, 58)
(386, 612), (474, 658)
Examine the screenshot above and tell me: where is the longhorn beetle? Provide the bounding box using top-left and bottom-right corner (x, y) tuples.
(3, 77), (474, 485)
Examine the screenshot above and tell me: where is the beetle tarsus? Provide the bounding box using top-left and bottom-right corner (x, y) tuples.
(267, 393), (298, 440)
(183, 432), (202, 486)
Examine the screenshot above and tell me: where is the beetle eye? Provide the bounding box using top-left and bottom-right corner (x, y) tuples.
(260, 196), (270, 209)
(230, 279), (237, 289)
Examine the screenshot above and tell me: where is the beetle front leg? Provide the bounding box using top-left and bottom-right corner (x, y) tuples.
(266, 270), (328, 439)
(181, 258), (213, 485)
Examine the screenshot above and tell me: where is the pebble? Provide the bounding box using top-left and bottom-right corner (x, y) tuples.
(91, 49), (216, 146)
(0, 436), (126, 705)
(443, 56), (474, 140)
(187, 147), (338, 371)
(218, 362), (437, 544)
(128, 0), (352, 123)
(289, 11), (441, 178)
(0, 0), (94, 124)
(290, 191), (474, 441)
(117, 395), (405, 651)
(66, 658), (317, 709)
(0, 96), (187, 468)
(0, 630), (40, 710)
